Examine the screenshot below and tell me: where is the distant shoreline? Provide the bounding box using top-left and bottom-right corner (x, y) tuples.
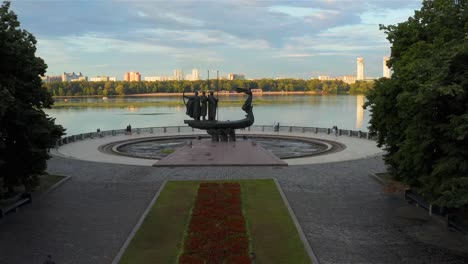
(52, 91), (321, 98)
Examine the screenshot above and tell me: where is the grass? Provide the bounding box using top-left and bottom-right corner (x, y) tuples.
(241, 179), (311, 264)
(119, 181), (199, 264)
(119, 179), (312, 263)
(160, 148), (175, 155)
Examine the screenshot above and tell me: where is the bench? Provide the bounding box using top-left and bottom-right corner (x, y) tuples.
(0, 193), (32, 218)
(404, 189), (445, 215)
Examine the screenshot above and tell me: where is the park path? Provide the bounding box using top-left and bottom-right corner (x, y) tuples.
(0, 156), (467, 263)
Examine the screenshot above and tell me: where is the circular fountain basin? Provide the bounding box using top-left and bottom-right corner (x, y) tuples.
(100, 135), (344, 160)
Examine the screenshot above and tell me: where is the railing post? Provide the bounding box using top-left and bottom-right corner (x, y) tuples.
(178, 127), (181, 133)
(327, 128), (330, 134)
(315, 127), (318, 133)
(137, 128), (140, 134)
(163, 127), (167, 133)
(150, 128), (153, 133)
(349, 130), (352, 136)
(338, 129), (341, 136)
(262, 126), (265, 132)
(289, 126), (292, 132)
(358, 130), (362, 138)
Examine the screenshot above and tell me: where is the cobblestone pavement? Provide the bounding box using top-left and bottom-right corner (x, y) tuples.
(0, 156), (467, 264)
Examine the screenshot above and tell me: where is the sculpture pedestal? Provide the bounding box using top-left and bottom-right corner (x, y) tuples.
(153, 139), (287, 167)
(207, 128), (236, 142)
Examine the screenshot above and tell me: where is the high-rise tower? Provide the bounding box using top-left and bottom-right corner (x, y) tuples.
(192, 69), (199, 81)
(174, 69), (184, 81)
(383, 56), (391, 78)
(356, 57), (364, 81)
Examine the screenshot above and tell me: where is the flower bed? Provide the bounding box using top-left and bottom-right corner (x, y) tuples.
(179, 182), (251, 264)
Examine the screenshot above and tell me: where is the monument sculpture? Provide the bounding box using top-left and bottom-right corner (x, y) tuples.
(183, 88), (254, 142)
(183, 91), (201, 120)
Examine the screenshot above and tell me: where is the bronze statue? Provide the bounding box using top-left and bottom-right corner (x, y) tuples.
(183, 91), (201, 120)
(238, 87), (252, 113)
(184, 87), (254, 142)
(200, 91), (208, 121)
(207, 91), (218, 121)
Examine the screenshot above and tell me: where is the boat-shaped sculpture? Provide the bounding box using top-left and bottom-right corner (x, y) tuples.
(183, 88), (254, 142)
(184, 106), (254, 130)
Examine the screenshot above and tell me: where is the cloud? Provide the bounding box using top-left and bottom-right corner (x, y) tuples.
(11, 0), (422, 79)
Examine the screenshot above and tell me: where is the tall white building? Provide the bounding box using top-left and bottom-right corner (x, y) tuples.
(90, 76), (116, 82)
(174, 69), (184, 81)
(62, 72), (87, 82)
(192, 69), (199, 81)
(144, 76), (175, 81)
(356, 57), (364, 81)
(383, 56), (391, 78)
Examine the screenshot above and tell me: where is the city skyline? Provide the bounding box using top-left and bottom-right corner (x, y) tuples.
(11, 0), (422, 79)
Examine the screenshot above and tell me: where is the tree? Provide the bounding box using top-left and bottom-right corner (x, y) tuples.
(115, 84), (125, 95)
(0, 1), (64, 195)
(365, 0), (468, 208)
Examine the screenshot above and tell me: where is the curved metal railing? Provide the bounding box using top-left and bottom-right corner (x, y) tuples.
(56, 125), (374, 147)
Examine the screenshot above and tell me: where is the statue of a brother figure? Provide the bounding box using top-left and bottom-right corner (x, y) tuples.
(184, 91), (201, 120)
(207, 91), (218, 121)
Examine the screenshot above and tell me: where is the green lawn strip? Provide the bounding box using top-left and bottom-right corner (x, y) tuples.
(119, 181), (198, 264)
(119, 179), (311, 263)
(241, 179), (312, 264)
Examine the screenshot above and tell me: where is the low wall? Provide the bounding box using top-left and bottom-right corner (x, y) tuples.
(56, 125), (375, 147)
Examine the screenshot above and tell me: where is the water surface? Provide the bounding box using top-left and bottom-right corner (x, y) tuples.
(45, 95), (370, 135)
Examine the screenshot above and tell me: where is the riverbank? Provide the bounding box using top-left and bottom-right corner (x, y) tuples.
(52, 91), (320, 99)
(51, 99), (273, 108)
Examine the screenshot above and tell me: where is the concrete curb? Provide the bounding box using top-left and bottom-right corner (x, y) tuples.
(368, 173), (453, 231)
(368, 172), (386, 185)
(37, 175), (72, 198)
(274, 179), (320, 264)
(112, 180), (168, 264)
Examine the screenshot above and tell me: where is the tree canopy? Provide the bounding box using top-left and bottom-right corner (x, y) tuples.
(42, 78), (373, 96)
(365, 0), (468, 208)
(0, 1), (64, 195)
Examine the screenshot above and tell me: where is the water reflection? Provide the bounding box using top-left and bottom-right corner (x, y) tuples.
(356, 95), (364, 129)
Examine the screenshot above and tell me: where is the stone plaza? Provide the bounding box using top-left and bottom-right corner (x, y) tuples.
(0, 127), (467, 263)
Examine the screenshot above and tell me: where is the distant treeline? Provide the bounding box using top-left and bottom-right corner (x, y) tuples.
(44, 79), (374, 96)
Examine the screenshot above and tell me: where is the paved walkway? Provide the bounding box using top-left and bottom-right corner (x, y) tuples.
(52, 130), (384, 166)
(1, 155), (467, 263)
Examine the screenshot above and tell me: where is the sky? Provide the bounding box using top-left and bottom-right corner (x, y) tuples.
(10, 0), (423, 80)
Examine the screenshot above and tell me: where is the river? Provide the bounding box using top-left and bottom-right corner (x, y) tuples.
(45, 95), (370, 135)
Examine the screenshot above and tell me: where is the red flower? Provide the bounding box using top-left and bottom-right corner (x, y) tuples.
(179, 182), (251, 264)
